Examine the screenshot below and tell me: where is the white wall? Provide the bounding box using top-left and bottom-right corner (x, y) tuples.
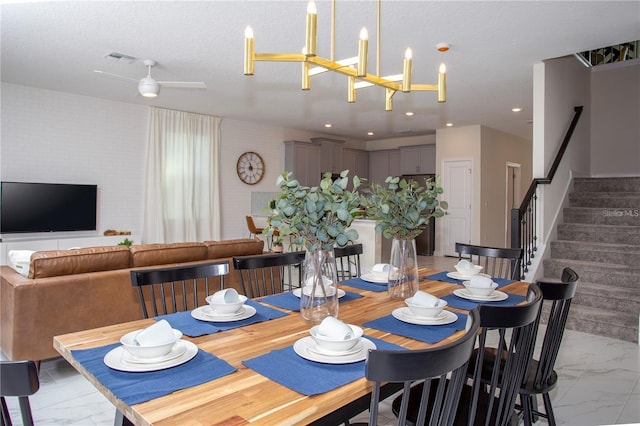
(1, 83), (147, 238)
(480, 127), (532, 248)
(537, 56), (591, 249)
(0, 83), (366, 243)
(591, 60), (640, 176)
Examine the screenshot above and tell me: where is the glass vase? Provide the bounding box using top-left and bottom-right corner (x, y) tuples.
(388, 237), (419, 299)
(300, 248), (339, 323)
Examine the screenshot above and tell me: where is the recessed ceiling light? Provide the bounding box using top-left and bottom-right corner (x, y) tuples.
(446, 122), (453, 127)
(512, 107), (523, 112)
(324, 123), (332, 128)
(405, 111), (414, 116)
(367, 131), (374, 136)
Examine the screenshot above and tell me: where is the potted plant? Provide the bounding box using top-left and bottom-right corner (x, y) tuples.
(265, 170), (362, 323)
(360, 176), (447, 298)
(271, 236), (284, 253)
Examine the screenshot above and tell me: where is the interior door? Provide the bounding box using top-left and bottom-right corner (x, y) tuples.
(441, 160), (472, 256)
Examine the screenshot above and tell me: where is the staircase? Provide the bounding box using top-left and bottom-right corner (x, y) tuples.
(543, 177), (640, 343)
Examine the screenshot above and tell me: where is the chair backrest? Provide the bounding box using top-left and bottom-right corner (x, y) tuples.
(333, 243), (363, 281)
(233, 251), (306, 298)
(130, 261), (229, 318)
(527, 267), (579, 390)
(455, 242), (523, 280)
(245, 216), (263, 237)
(1, 360), (40, 426)
(463, 284), (543, 426)
(367, 309), (480, 426)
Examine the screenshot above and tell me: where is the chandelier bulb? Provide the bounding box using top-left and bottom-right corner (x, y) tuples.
(307, 0), (317, 14)
(359, 27), (368, 41)
(245, 26), (254, 38)
(404, 48), (413, 60)
(439, 63), (447, 73)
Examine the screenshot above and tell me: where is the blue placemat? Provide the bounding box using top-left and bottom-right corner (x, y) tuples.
(363, 312), (468, 344)
(156, 299), (289, 337)
(72, 343), (236, 405)
(442, 293), (526, 310)
(242, 336), (403, 396)
(340, 278), (388, 292)
(425, 271), (514, 288)
(260, 291), (363, 312)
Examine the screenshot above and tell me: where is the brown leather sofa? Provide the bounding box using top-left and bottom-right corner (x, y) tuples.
(0, 238), (264, 362)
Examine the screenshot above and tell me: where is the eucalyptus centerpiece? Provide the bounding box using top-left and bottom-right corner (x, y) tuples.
(266, 170), (362, 323)
(361, 176), (447, 298)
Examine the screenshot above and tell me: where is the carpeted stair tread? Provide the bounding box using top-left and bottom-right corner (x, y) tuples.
(550, 240), (640, 266)
(563, 207), (640, 226)
(563, 305), (637, 342)
(573, 177), (640, 192)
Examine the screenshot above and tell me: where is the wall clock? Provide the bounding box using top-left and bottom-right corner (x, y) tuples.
(236, 151), (265, 185)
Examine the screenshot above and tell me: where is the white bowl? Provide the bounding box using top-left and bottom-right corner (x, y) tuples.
(463, 281), (498, 296)
(205, 294), (248, 315)
(310, 324), (363, 352)
(120, 328), (182, 359)
(454, 264), (483, 277)
(405, 297), (447, 318)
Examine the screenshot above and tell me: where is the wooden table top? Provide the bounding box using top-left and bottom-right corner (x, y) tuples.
(53, 268), (530, 426)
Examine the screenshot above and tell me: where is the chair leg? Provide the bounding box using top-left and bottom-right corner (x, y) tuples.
(1, 397), (12, 426)
(17, 397), (34, 426)
(115, 409), (135, 426)
(521, 395), (533, 426)
(542, 392), (557, 426)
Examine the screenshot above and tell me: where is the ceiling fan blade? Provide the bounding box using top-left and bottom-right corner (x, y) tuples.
(157, 81), (207, 89)
(93, 70), (139, 83)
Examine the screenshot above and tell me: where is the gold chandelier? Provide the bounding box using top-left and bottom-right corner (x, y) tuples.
(243, 0), (446, 111)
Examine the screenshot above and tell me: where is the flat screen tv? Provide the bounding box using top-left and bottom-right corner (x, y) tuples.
(0, 182), (97, 234)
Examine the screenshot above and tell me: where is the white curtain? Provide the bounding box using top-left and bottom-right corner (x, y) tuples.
(143, 107), (221, 243)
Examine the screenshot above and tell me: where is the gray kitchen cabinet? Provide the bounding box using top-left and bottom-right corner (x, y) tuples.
(400, 144), (435, 175)
(284, 140), (321, 186)
(368, 149), (401, 184)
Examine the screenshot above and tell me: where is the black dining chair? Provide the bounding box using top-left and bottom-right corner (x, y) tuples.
(1, 360), (40, 426)
(455, 242), (523, 280)
(129, 261), (229, 318)
(518, 267), (579, 426)
(233, 251), (306, 298)
(366, 309), (480, 426)
(393, 284), (543, 426)
(333, 243), (363, 281)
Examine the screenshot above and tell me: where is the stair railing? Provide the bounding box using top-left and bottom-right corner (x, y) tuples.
(510, 106), (584, 279)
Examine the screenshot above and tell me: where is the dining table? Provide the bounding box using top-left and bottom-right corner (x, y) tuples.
(53, 267), (530, 426)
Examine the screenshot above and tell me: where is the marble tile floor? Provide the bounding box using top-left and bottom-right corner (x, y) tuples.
(3, 256), (639, 426)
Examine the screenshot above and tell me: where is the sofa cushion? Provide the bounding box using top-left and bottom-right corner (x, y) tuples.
(130, 242), (208, 267)
(29, 246), (131, 279)
(204, 238), (264, 259)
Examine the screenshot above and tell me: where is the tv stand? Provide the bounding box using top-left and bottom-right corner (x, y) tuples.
(0, 233), (140, 265)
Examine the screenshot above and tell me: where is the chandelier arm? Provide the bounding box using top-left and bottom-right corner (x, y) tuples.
(307, 56), (401, 91)
(254, 53), (306, 62)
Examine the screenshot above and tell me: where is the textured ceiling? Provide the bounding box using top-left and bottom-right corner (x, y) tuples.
(2, 1), (639, 142)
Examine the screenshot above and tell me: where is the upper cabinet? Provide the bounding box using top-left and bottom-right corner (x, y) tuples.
(284, 140), (321, 187)
(342, 148), (369, 181)
(400, 144), (435, 175)
(311, 137), (344, 175)
(368, 149), (401, 185)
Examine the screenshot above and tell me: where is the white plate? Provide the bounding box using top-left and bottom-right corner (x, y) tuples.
(191, 305), (257, 322)
(307, 340), (364, 357)
(294, 336), (376, 364)
(392, 308), (459, 325)
(360, 273), (388, 284)
(453, 288), (508, 302)
(121, 341), (188, 365)
(446, 272), (492, 281)
(292, 288), (346, 298)
(104, 340), (198, 372)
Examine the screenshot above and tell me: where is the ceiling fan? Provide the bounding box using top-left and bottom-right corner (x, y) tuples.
(93, 59), (206, 97)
